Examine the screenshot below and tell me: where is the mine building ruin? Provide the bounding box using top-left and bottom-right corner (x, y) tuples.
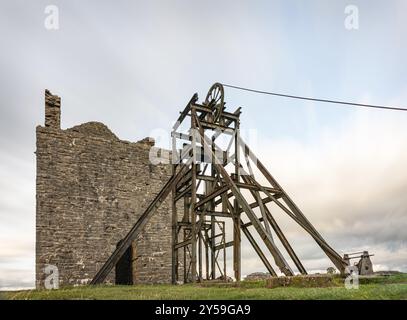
(36, 90), (173, 287)
(36, 84), (372, 288)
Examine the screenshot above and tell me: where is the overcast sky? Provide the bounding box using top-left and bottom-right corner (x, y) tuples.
(0, 0), (406, 289)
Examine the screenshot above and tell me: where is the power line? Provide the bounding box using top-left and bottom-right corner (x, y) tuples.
(221, 83), (407, 112)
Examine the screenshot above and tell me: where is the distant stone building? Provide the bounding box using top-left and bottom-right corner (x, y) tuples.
(36, 90), (173, 288)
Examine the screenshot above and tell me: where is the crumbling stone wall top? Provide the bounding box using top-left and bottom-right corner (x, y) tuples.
(45, 89), (61, 128)
(66, 122), (120, 141)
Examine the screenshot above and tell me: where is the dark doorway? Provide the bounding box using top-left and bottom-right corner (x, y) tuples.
(115, 240), (133, 285)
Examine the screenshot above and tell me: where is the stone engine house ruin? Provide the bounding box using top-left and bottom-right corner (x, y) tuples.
(36, 90), (173, 288)
(36, 86), (373, 288)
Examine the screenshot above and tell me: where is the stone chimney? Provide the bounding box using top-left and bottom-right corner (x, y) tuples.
(45, 89), (61, 128)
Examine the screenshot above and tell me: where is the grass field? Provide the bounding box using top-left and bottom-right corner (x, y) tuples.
(2, 274), (407, 300)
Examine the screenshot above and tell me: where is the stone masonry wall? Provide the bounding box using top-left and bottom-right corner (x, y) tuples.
(36, 90), (172, 288)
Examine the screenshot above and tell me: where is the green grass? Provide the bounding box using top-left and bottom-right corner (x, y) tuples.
(3, 274), (407, 300)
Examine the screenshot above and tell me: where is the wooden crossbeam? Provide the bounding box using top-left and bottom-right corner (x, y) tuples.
(195, 185), (229, 208)
(214, 241), (234, 251)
